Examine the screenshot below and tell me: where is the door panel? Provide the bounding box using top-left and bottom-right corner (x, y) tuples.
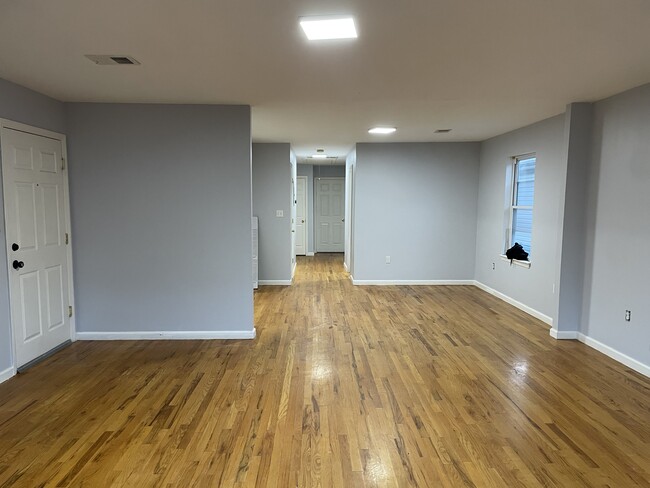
(45, 265), (65, 330)
(316, 177), (345, 252)
(42, 185), (62, 247)
(15, 182), (38, 251)
(2, 127), (72, 367)
(20, 271), (42, 341)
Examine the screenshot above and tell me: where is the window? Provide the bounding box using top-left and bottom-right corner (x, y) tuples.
(507, 154), (536, 256)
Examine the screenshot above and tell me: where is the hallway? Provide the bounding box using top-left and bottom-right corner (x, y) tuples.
(0, 254), (648, 486)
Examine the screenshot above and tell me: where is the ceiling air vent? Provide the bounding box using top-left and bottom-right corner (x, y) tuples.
(435, 129), (452, 134)
(85, 55), (140, 66)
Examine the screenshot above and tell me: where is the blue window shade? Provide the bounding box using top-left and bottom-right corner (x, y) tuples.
(515, 158), (535, 206)
(512, 156), (536, 255)
(512, 208), (533, 252)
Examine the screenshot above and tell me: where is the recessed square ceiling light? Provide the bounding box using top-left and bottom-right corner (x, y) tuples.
(368, 127), (397, 134)
(300, 16), (357, 40)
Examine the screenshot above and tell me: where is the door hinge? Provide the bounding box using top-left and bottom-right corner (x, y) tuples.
(65, 232), (69, 245)
(68, 306), (73, 318)
(61, 157), (66, 170)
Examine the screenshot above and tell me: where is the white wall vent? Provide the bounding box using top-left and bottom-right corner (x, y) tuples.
(85, 55), (140, 65)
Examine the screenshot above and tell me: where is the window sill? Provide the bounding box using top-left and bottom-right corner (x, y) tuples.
(500, 255), (532, 268)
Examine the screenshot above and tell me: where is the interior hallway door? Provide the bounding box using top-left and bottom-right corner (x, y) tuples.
(296, 176), (307, 255)
(1, 125), (73, 368)
(315, 177), (344, 252)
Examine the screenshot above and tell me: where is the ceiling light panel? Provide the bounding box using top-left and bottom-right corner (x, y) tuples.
(300, 16), (357, 40)
(368, 127), (397, 134)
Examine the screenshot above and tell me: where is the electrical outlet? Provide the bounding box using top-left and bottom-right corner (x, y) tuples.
(492, 262), (495, 270)
(625, 310), (631, 322)
(276, 210), (283, 217)
(385, 256), (391, 265)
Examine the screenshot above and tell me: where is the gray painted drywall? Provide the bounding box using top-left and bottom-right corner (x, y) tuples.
(0, 78), (66, 134)
(353, 143), (480, 281)
(252, 143), (292, 282)
(554, 103), (593, 333)
(0, 78), (66, 373)
(66, 103), (253, 333)
(475, 114), (565, 320)
(581, 83), (650, 365)
(314, 165), (345, 178)
(297, 164), (314, 254)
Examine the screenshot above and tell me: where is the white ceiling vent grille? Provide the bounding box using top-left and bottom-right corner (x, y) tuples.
(85, 55), (140, 65)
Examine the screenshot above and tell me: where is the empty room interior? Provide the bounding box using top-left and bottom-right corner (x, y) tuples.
(0, 1), (649, 487)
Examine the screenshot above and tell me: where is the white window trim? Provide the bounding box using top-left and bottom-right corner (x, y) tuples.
(500, 254), (532, 268)
(504, 153), (535, 263)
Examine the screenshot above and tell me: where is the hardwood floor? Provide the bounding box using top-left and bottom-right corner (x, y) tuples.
(0, 253), (648, 487)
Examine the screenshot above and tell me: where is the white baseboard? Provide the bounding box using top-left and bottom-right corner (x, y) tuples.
(292, 261), (297, 279)
(578, 333), (649, 377)
(343, 262), (349, 272)
(306, 252), (315, 257)
(551, 329), (650, 377)
(0, 366), (16, 384)
(352, 279), (475, 286)
(76, 329), (256, 341)
(473, 281), (553, 326)
(258, 280), (292, 286)
(549, 328), (579, 340)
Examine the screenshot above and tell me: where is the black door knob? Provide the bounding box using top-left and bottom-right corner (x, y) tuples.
(12, 260), (24, 270)
(11, 243), (19, 251)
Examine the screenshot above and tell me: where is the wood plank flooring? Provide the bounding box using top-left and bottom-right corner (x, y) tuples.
(0, 253), (648, 487)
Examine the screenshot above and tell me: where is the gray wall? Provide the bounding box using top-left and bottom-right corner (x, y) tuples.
(474, 115), (565, 320)
(252, 143), (292, 282)
(581, 84), (650, 365)
(554, 103), (593, 333)
(0, 78), (67, 373)
(353, 143), (480, 281)
(313, 165), (345, 178)
(66, 103), (253, 334)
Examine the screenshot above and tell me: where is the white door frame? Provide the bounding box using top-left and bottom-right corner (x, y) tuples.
(296, 176), (307, 256)
(315, 177), (345, 253)
(0, 118), (76, 374)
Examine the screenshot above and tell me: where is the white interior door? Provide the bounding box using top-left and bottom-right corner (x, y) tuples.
(1, 126), (72, 368)
(296, 176), (307, 256)
(316, 177), (345, 252)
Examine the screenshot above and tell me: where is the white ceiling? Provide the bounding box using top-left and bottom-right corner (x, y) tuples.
(1, 0), (650, 163)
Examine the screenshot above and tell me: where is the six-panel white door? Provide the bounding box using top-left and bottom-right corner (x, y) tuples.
(316, 177), (345, 252)
(296, 176), (307, 256)
(1, 127), (71, 367)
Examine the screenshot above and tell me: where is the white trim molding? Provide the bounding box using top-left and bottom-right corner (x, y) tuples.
(473, 281), (553, 326)
(0, 366), (16, 385)
(550, 331), (649, 378)
(306, 252), (315, 257)
(258, 280), (292, 286)
(352, 279), (475, 286)
(76, 329), (256, 341)
(549, 328), (579, 340)
(499, 255), (532, 269)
